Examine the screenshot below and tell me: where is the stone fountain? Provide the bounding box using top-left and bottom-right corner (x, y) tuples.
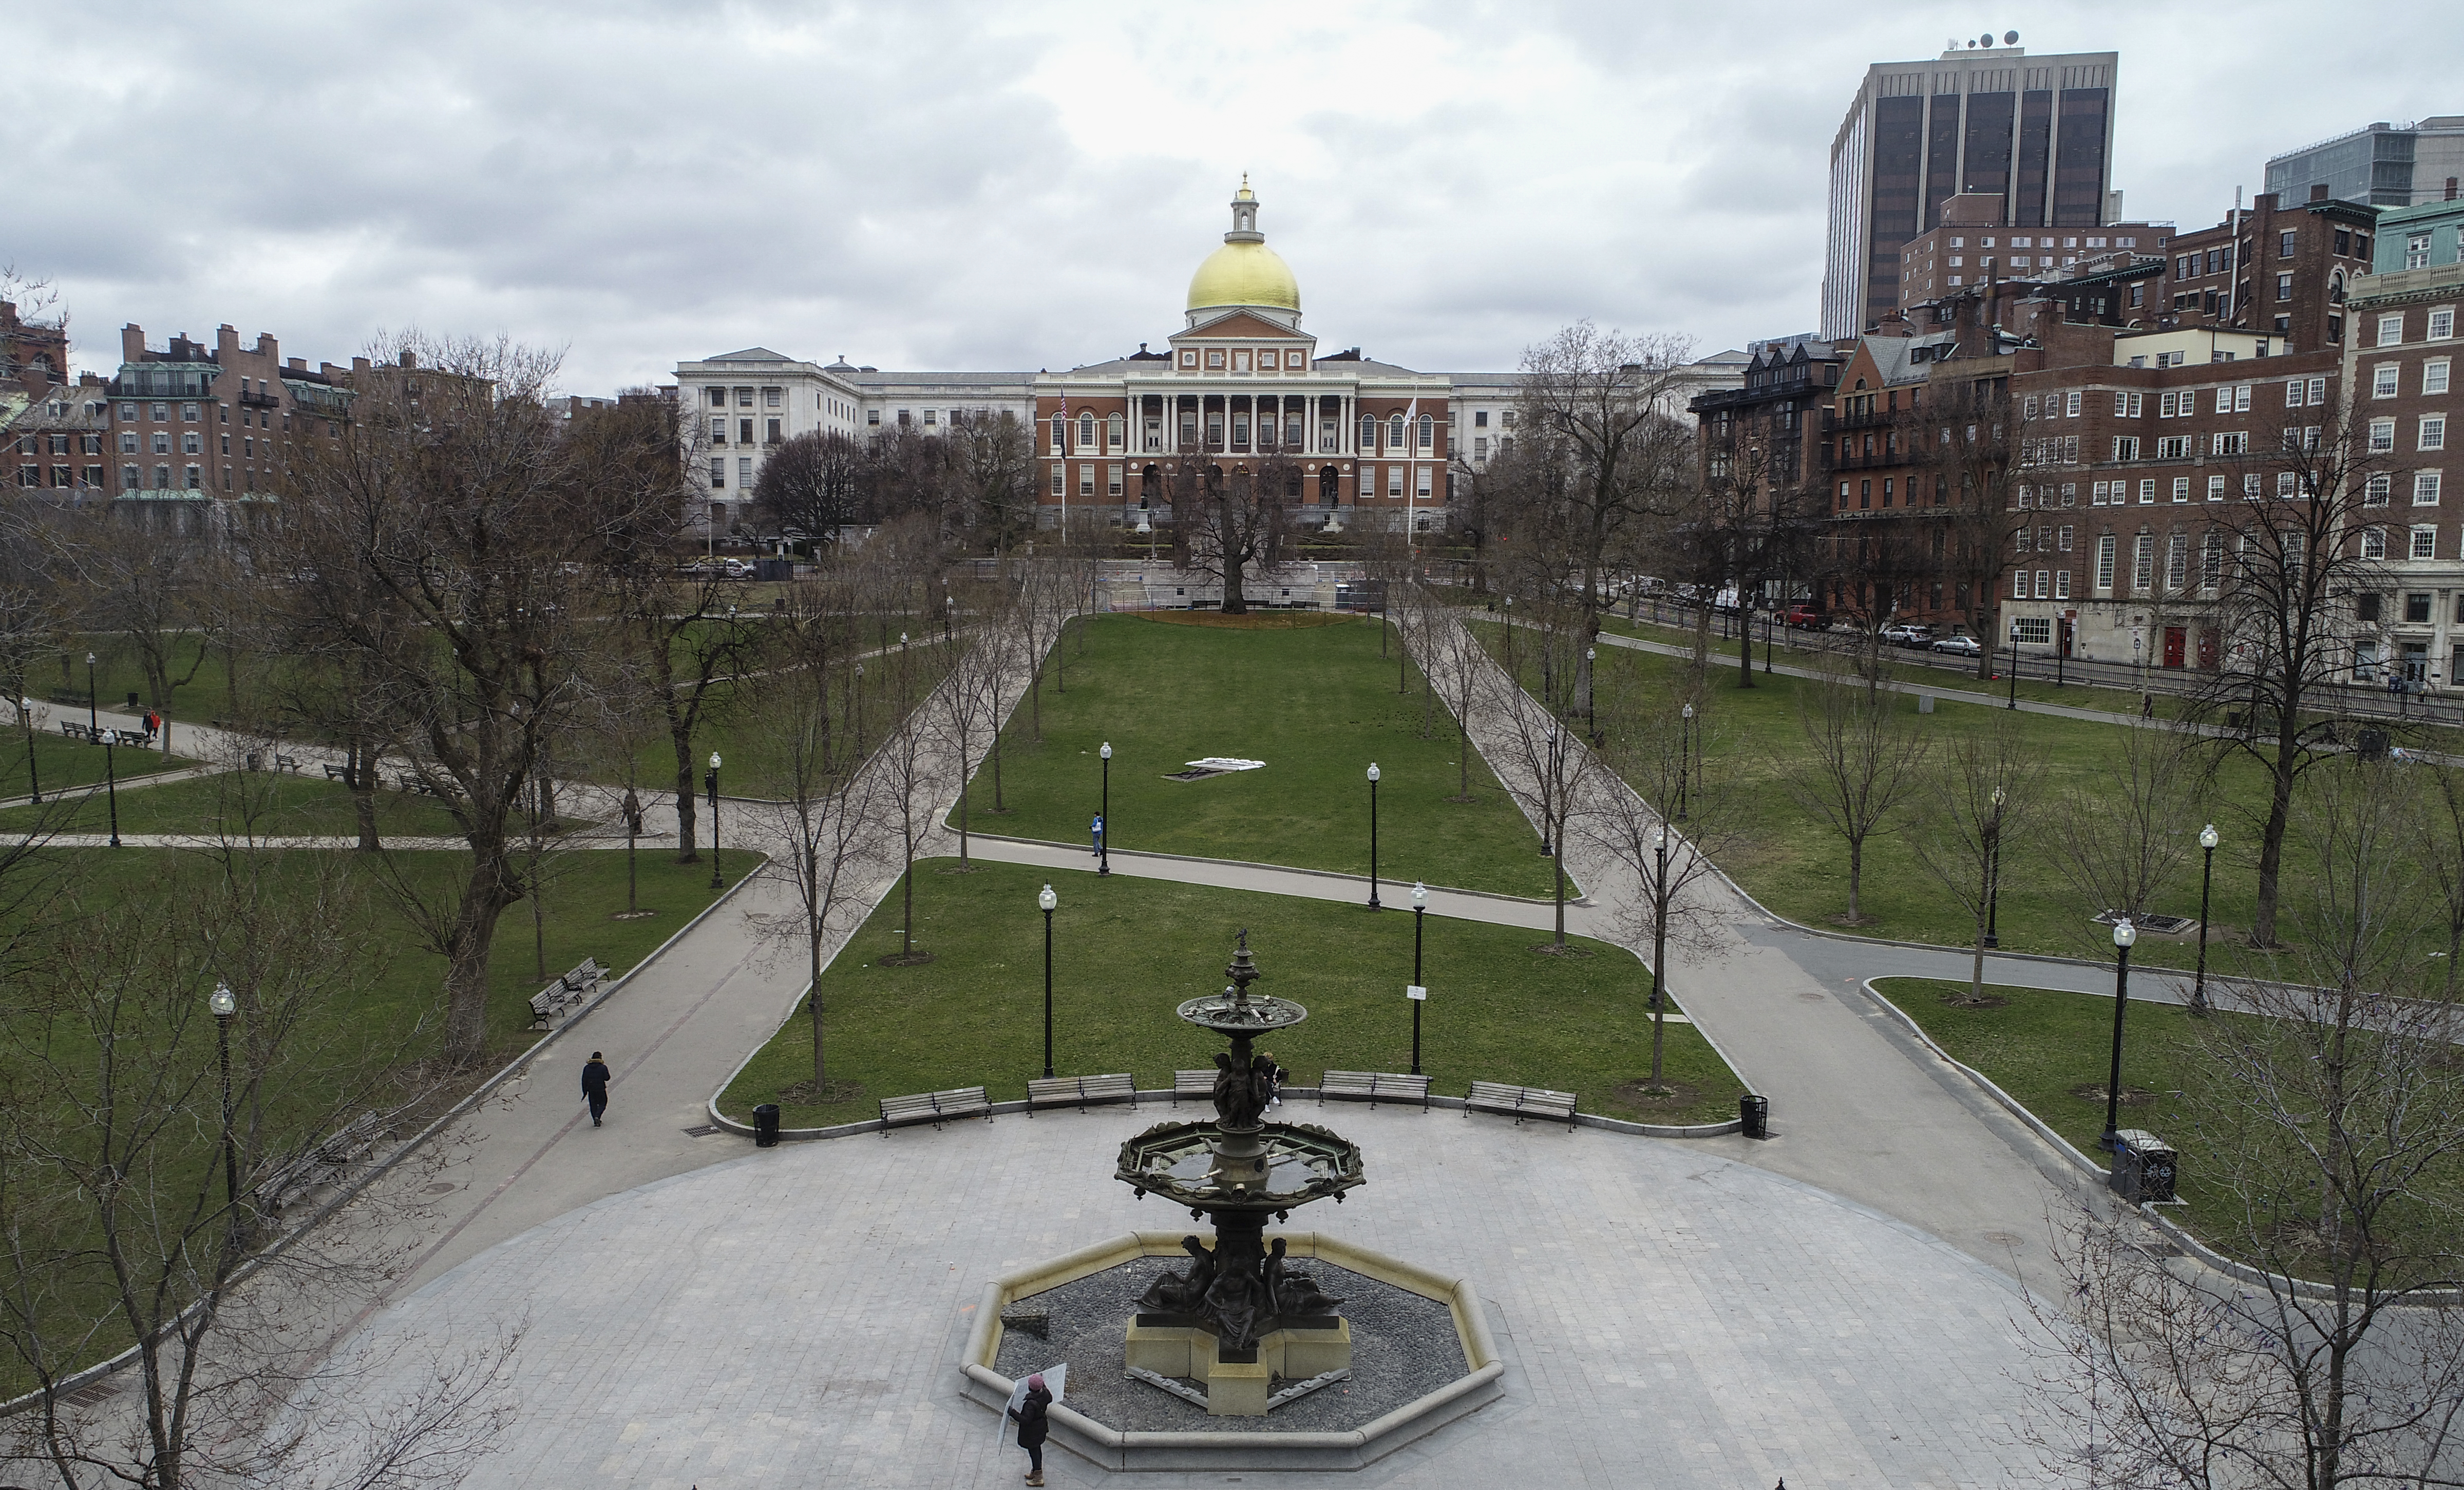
(1112, 932), (1367, 1414)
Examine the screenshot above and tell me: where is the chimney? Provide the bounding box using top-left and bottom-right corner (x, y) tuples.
(398, 350), (416, 369)
(2310, 184), (2330, 202)
(352, 356), (371, 375)
(256, 333), (278, 363)
(287, 357), (305, 372)
(2448, 177), (2458, 201)
(121, 325), (144, 363)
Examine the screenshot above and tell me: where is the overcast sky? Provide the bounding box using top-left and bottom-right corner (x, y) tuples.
(8, 2), (2457, 394)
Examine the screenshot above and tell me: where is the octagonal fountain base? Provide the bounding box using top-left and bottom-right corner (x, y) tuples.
(961, 1231), (1504, 1473)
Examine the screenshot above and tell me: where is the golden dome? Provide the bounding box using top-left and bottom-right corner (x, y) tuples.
(1187, 240), (1300, 312)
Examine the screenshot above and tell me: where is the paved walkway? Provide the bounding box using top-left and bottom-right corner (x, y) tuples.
(318, 1103), (2055, 1490)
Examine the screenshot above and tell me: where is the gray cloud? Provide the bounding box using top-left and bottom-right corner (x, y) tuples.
(6, 1), (2457, 392)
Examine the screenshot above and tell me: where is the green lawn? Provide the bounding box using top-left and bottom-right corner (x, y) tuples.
(0, 769), (468, 838)
(1493, 625), (2323, 977)
(2, 729), (189, 802)
(976, 614), (1558, 898)
(619, 639), (953, 802)
(719, 858), (1741, 1128)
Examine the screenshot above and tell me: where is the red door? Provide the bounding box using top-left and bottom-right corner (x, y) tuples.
(2163, 627), (2186, 669)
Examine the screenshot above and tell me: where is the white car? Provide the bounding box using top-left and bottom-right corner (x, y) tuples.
(1929, 634), (1983, 657)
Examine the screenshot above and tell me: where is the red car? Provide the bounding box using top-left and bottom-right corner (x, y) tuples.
(1784, 605), (1828, 630)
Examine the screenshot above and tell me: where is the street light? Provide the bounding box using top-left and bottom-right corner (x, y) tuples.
(1584, 646), (1597, 733)
(1409, 881), (1428, 1074)
(1648, 825), (1670, 1012)
(209, 981), (241, 1246)
(1366, 763), (1382, 909)
(1038, 883), (1057, 1079)
(1984, 786), (2006, 949)
(945, 592), (955, 642)
(1098, 741), (1112, 877)
(86, 652), (119, 847)
(1677, 702), (1695, 821)
(2007, 623), (2021, 709)
(2102, 917), (2137, 1153)
(852, 661), (865, 757)
(2192, 823), (2220, 1017)
(705, 751), (723, 889)
(1539, 727), (1558, 856)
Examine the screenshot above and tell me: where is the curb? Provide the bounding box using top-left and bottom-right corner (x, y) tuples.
(0, 854), (771, 1419)
(1851, 976), (2460, 1306)
(964, 834), (1588, 910)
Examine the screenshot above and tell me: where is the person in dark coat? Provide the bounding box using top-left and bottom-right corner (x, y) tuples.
(1008, 1372), (1052, 1485)
(581, 1052), (611, 1127)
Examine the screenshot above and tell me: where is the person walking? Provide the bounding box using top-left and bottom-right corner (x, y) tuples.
(581, 1051), (612, 1127)
(1008, 1372), (1052, 1485)
(1090, 814), (1104, 859)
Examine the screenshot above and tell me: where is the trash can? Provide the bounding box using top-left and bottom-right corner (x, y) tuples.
(2109, 1128), (2177, 1203)
(1739, 1093), (1770, 1140)
(2359, 728), (2390, 762)
(752, 1103), (782, 1148)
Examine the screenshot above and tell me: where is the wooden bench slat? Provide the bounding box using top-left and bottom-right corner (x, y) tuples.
(1465, 1080), (1578, 1128)
(880, 1084), (992, 1133)
(1320, 1069), (1433, 1109)
(1025, 1072), (1138, 1115)
(1171, 1070), (1215, 1105)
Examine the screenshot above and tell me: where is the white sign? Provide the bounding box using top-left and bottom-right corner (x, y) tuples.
(997, 1363), (1067, 1447)
(1406, 985), (1428, 1002)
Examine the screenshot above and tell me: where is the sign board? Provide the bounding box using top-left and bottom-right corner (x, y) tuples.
(1406, 985), (1428, 1002)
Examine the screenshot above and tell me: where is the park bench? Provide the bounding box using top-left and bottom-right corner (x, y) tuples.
(1025, 1072), (1138, 1115)
(113, 729), (150, 747)
(1319, 1070), (1432, 1109)
(1464, 1080), (1578, 1129)
(263, 1110), (384, 1211)
(526, 957), (604, 1029)
(879, 1085), (992, 1133)
(395, 773), (437, 796)
(57, 721), (92, 742)
(274, 753), (302, 774)
(1171, 1069), (1217, 1105)
(322, 762), (352, 782)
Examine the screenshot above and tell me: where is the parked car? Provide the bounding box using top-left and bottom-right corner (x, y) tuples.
(1929, 634), (1984, 657)
(1784, 605), (1828, 630)
(682, 557), (754, 579)
(1880, 623), (1934, 647)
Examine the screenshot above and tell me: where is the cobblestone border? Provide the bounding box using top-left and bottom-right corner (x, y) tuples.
(956, 1230), (1505, 1473)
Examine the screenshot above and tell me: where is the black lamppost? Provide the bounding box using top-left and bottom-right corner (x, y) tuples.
(2007, 623), (2021, 709)
(1983, 786), (2006, 949)
(1539, 727), (1557, 855)
(1365, 762), (1382, 909)
(87, 652), (119, 847)
(209, 980), (241, 1246)
(2191, 823), (2219, 1016)
(1677, 702), (1694, 821)
(705, 751), (723, 889)
(1648, 825), (1670, 1011)
(944, 592), (955, 643)
(1583, 646), (1596, 733)
(1408, 881), (1428, 1074)
(2101, 917), (2138, 1152)
(1038, 882), (1057, 1078)
(1097, 741), (1112, 876)
(852, 661), (865, 757)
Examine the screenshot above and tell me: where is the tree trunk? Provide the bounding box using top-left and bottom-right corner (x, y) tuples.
(809, 848), (828, 1088)
(673, 755), (700, 864)
(1846, 836), (1864, 923)
(1551, 818), (1567, 949)
(900, 851), (916, 957)
(349, 741), (380, 852)
(441, 843), (520, 1067)
(1650, 900), (1669, 1086)
(991, 729), (1005, 810)
(2251, 726), (2299, 947)
(1456, 712), (1471, 799)
(1737, 613), (1755, 688)
(956, 736), (972, 866)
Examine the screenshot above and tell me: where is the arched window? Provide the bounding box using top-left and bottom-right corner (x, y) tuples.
(1079, 413), (1096, 449)
(1389, 414), (1406, 449)
(1359, 415), (1377, 449)
(1107, 414), (1125, 449)
(1417, 414), (1434, 449)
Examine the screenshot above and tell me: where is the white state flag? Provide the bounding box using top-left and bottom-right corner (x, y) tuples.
(998, 1363), (1068, 1447)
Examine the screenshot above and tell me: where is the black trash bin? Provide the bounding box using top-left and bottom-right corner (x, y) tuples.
(752, 1103), (782, 1148)
(1739, 1093), (1770, 1140)
(2359, 728), (2390, 762)
(2109, 1128), (2177, 1203)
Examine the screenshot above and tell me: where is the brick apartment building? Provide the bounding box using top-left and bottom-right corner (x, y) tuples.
(4, 299), (110, 500)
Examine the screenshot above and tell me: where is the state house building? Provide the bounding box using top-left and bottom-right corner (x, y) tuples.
(675, 184), (1742, 539)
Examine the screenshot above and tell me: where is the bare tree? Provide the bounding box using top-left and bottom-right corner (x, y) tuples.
(1919, 376), (2026, 680)
(2044, 718), (2209, 941)
(1480, 634), (1600, 950)
(1425, 611), (1490, 802)
(950, 412), (1038, 561)
(751, 428), (866, 542)
(1785, 655), (1931, 924)
(869, 632), (938, 967)
(2023, 757), (2464, 1490)
(928, 627), (1011, 870)
(1908, 712), (2036, 1002)
(0, 853), (521, 1490)
(1172, 453), (1288, 615)
(2418, 761), (2464, 997)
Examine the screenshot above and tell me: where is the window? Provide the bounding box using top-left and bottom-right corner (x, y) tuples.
(1418, 414), (1434, 449)
(2013, 570), (2030, 599)
(2409, 234), (2434, 270)
(763, 388), (781, 408)
(2433, 308), (2457, 341)
(2410, 592), (2436, 623)
(2376, 364), (2400, 398)
(1417, 466), (1434, 498)
(149, 403), (167, 422)
(2139, 479), (2158, 503)
(1474, 436), (1489, 459)
(2016, 616), (2053, 644)
(2279, 471), (2300, 499)
(765, 418), (781, 444)
(2422, 416), (2448, 451)
(2363, 527), (2387, 560)
(1388, 414), (1406, 450)
(2113, 436), (2139, 460)
(2277, 273), (2292, 303)
(1181, 351), (1197, 367)
(2428, 360), (2452, 395)
(2172, 477), (2190, 502)
(2284, 380), (2305, 408)
(706, 387), (727, 408)
(1108, 414), (1124, 449)
(1474, 410), (1490, 428)
(2165, 533), (2188, 591)
(1259, 351), (1278, 369)
(2365, 474), (2393, 505)
(2212, 432), (2247, 455)
(2133, 533), (2156, 590)
(1388, 466), (1405, 498)
(2025, 394), (2039, 418)
(1079, 413), (1096, 448)
(2060, 483), (2077, 507)
(2413, 525), (2439, 559)
(183, 464), (201, 489)
(1051, 466), (1065, 496)
(2096, 533), (2118, 590)
(150, 431), (169, 454)
(181, 403), (199, 422)
(2246, 474), (2264, 499)
(2055, 570), (2072, 599)
(1231, 414), (1249, 446)
(2380, 313), (2405, 347)
(2057, 524), (2074, 551)
(1078, 464), (1094, 498)
(920, 409), (936, 426)
(704, 459), (724, 488)
(2307, 377), (2327, 405)
(2065, 391), (2081, 417)
(737, 457), (751, 485)
(2419, 473), (2445, 505)
(2215, 387), (2234, 414)
(2372, 419), (2397, 452)
(118, 430), (136, 453)
(1107, 464), (1123, 498)
(2202, 532), (2224, 588)
(739, 418), (754, 444)
(1206, 350), (1224, 369)
(180, 431), (199, 454)
(2092, 480), (2110, 506)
